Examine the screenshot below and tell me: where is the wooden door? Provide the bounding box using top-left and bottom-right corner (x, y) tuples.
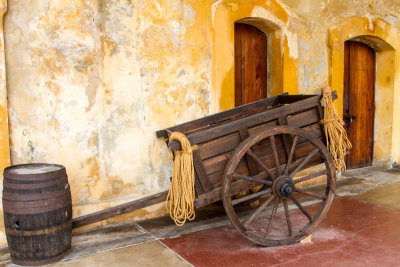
(343, 41), (375, 168)
(235, 23), (268, 107)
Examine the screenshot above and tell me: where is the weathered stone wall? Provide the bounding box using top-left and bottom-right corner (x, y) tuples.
(0, 0), (398, 246)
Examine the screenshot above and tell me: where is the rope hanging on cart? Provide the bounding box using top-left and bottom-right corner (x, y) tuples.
(166, 132), (197, 226)
(320, 86), (352, 171)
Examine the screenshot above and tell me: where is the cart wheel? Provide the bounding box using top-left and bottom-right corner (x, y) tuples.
(222, 126), (335, 247)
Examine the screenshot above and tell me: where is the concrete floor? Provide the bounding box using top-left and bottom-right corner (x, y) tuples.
(1, 165), (400, 266)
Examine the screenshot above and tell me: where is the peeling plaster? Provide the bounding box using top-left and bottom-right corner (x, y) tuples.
(251, 6), (286, 28)
(284, 30), (298, 58)
(0, 0), (399, 248)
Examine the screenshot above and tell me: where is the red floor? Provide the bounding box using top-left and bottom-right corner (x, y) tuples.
(161, 197), (400, 267)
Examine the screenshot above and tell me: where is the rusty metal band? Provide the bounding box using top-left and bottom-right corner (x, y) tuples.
(2, 187), (70, 201)
(3, 175), (68, 190)
(6, 220), (71, 237)
(4, 163), (66, 181)
(3, 194), (71, 214)
(10, 248), (70, 266)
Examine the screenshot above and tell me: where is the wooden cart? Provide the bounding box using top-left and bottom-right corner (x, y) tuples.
(72, 92), (336, 247)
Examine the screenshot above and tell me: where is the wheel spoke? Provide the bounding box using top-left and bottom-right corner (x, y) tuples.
(269, 136), (282, 177)
(232, 173), (272, 186)
(293, 170), (328, 184)
(289, 195), (313, 222)
(232, 188), (272, 206)
(295, 188), (327, 200)
(245, 195), (275, 227)
(289, 148), (319, 179)
(265, 198), (280, 238)
(283, 199), (293, 237)
(246, 149), (276, 180)
(284, 136), (298, 176)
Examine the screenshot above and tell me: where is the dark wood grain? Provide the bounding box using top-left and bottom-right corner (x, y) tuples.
(72, 190), (168, 229)
(235, 23), (268, 106)
(239, 127), (259, 176)
(278, 91), (338, 104)
(192, 150), (213, 192)
(344, 41), (375, 168)
(156, 95), (282, 139)
(169, 95), (323, 152)
(3, 164), (72, 265)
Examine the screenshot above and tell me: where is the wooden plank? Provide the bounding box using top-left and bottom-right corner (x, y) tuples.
(277, 94), (315, 104)
(247, 120), (279, 137)
(192, 150), (213, 192)
(203, 152), (232, 176)
(286, 108), (320, 128)
(207, 158), (250, 189)
(316, 104), (327, 145)
(194, 172), (204, 195)
(194, 179), (256, 209)
(203, 123), (323, 185)
(72, 190), (168, 229)
(345, 41), (375, 168)
(169, 95), (322, 151)
(277, 91), (337, 104)
(195, 149), (324, 209)
(197, 132), (241, 161)
(235, 23), (268, 106)
(156, 95), (283, 139)
(278, 116), (293, 160)
(202, 136), (283, 176)
(206, 147), (288, 189)
(239, 127), (259, 176)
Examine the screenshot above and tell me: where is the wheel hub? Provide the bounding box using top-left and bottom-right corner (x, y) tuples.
(273, 177), (295, 199)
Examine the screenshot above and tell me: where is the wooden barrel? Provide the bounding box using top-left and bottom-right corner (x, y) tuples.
(2, 163), (72, 266)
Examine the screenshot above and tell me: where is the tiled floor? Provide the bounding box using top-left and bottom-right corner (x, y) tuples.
(56, 241), (191, 267)
(162, 197), (400, 267)
(2, 165), (400, 266)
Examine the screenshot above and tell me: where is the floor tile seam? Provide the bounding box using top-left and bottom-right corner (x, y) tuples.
(134, 221), (195, 266)
(157, 239), (195, 267)
(57, 229), (158, 263)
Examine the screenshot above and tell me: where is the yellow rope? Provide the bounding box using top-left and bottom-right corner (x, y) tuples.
(166, 132), (196, 226)
(320, 86), (352, 171)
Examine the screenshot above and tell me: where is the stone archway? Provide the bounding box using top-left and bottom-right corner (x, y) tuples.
(328, 17), (400, 165)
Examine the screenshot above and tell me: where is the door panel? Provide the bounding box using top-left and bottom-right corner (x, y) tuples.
(343, 41), (375, 168)
(235, 23), (268, 106)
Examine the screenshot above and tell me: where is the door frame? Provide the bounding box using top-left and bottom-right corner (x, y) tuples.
(212, 3), (299, 112)
(328, 17), (400, 166)
(343, 40), (376, 168)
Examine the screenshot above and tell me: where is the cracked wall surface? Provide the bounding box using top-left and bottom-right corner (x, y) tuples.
(0, 0), (398, 246)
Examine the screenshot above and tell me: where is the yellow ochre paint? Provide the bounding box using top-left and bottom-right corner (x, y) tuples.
(0, 0), (398, 247)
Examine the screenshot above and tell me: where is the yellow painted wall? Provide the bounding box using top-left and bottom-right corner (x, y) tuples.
(0, 0), (9, 245)
(0, 0), (398, 247)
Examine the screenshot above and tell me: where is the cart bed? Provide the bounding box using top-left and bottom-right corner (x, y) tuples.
(156, 93), (335, 207)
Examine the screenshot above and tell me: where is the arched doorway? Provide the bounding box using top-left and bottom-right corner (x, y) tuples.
(234, 23), (268, 106)
(328, 17), (400, 166)
(343, 41), (375, 168)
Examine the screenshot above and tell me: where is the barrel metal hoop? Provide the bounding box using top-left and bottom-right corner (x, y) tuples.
(3, 175), (68, 190)
(3, 194), (72, 214)
(4, 163), (66, 181)
(5, 220), (71, 237)
(2, 187), (69, 201)
(9, 249), (70, 266)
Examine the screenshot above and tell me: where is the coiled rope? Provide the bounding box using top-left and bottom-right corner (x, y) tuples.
(166, 132), (197, 226)
(320, 86), (352, 171)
